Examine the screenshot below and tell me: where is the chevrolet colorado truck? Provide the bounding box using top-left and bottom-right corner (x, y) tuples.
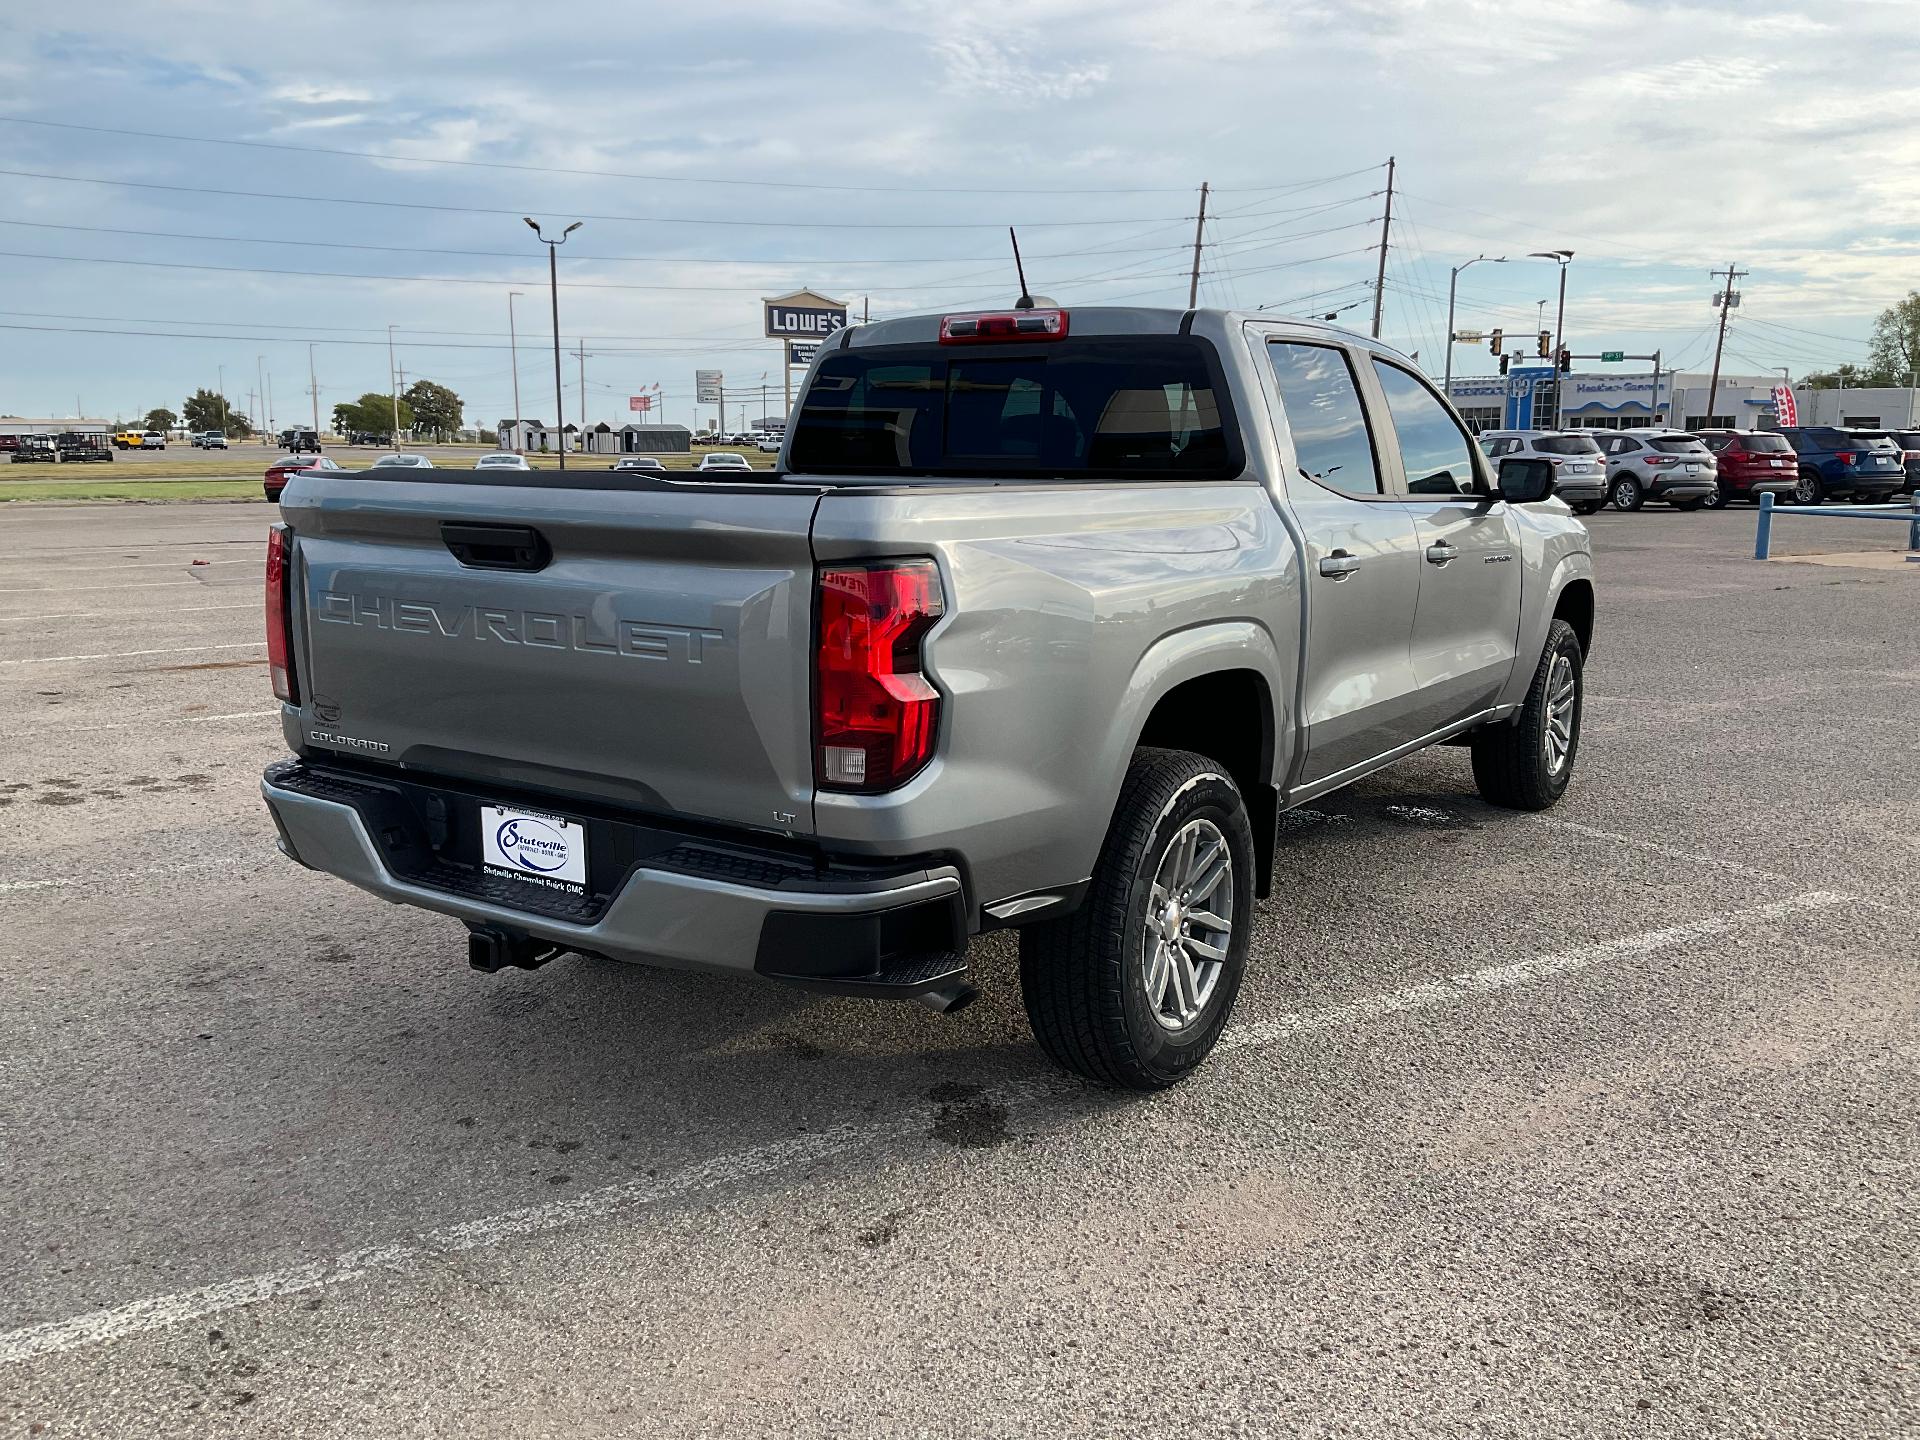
(261, 306), (1595, 1089)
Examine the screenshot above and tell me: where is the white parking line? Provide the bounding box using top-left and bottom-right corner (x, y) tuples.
(0, 642), (263, 666)
(0, 582), (235, 595)
(0, 604), (256, 622)
(0, 887), (1853, 1369)
(63, 709), (278, 734)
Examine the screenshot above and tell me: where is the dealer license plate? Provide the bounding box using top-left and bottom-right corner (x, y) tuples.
(481, 805), (588, 894)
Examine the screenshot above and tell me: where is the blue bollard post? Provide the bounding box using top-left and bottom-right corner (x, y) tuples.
(1909, 494), (1920, 552)
(1755, 491), (1774, 560)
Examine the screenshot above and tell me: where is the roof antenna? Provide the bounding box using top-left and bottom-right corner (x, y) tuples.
(1009, 226), (1035, 309)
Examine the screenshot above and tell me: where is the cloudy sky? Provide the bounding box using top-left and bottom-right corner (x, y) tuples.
(1, 0), (1915, 430)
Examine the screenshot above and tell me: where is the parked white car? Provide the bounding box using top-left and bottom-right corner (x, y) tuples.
(694, 452), (753, 472)
(754, 433), (782, 453)
(474, 453), (533, 471)
(371, 454), (433, 469)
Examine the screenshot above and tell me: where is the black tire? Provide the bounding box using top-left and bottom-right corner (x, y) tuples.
(1471, 618), (1583, 811)
(1699, 481), (1728, 510)
(1794, 468), (1823, 505)
(1571, 499), (1604, 516)
(1610, 476), (1643, 512)
(1671, 498), (1705, 511)
(1019, 747), (1254, 1091)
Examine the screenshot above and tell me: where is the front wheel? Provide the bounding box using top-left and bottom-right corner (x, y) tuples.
(1020, 747), (1253, 1091)
(1471, 618), (1583, 811)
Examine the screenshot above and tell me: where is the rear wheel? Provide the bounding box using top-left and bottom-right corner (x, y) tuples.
(1610, 476), (1644, 512)
(1699, 482), (1728, 510)
(1471, 618), (1582, 812)
(1795, 468), (1823, 505)
(1020, 747), (1253, 1091)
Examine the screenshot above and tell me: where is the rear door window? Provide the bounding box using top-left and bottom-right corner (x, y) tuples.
(788, 338), (1240, 479)
(1369, 359), (1481, 495)
(1265, 342), (1381, 497)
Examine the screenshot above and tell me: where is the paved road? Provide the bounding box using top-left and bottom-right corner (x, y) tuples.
(1, 502), (1914, 1437)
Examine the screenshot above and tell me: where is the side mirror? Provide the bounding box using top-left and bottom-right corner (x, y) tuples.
(1497, 457), (1555, 504)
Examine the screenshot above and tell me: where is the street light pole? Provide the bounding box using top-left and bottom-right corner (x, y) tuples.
(1443, 256), (1505, 398)
(308, 343), (320, 437)
(525, 218), (583, 471)
(507, 291), (524, 451)
(1529, 249), (1574, 425)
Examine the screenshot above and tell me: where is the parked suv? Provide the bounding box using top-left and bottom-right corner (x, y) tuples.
(1693, 430), (1799, 504)
(1593, 431), (1717, 511)
(260, 306), (1595, 1091)
(1775, 426), (1905, 504)
(1476, 431), (1606, 513)
(192, 431), (230, 449)
(1845, 429), (1920, 497)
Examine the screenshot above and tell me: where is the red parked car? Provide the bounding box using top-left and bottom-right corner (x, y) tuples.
(264, 453), (341, 502)
(1692, 430), (1799, 505)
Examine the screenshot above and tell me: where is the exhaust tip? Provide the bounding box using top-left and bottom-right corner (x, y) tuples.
(916, 981), (980, 1015)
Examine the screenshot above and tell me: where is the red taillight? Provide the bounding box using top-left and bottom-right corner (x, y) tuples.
(265, 524), (298, 703)
(815, 561), (944, 792)
(939, 308), (1069, 344)
(1836, 451), (1856, 464)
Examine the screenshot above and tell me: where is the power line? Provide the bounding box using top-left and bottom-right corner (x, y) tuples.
(0, 116), (1379, 199)
(0, 247), (1202, 294)
(0, 167), (1187, 229)
(0, 215), (1228, 269)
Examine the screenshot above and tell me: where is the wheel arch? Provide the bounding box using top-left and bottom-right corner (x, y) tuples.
(1106, 623), (1287, 899)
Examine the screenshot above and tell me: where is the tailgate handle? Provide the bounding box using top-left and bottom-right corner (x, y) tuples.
(441, 522), (551, 572)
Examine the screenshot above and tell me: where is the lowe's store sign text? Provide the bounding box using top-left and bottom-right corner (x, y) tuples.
(765, 304), (848, 338)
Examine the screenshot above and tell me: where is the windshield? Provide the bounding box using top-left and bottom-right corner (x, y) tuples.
(790, 337), (1241, 479)
(1536, 435), (1601, 456)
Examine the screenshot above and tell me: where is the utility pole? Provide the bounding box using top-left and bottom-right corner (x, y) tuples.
(1706, 261), (1747, 425)
(1371, 155), (1395, 338)
(256, 355), (265, 436)
(1187, 180), (1210, 309)
(507, 291), (524, 450)
(217, 364), (226, 439)
(308, 344), (320, 436)
(387, 325), (401, 454)
(576, 342), (586, 452)
(266, 372), (275, 439)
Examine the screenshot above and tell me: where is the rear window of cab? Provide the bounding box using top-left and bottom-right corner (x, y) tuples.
(788, 338), (1244, 479)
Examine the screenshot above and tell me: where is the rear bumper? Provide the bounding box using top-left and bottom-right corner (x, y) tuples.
(1838, 471), (1904, 496)
(1553, 476), (1606, 502)
(262, 760), (969, 995)
(1640, 472), (1716, 499)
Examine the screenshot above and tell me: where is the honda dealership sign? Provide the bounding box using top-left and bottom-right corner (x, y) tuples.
(764, 289), (848, 342)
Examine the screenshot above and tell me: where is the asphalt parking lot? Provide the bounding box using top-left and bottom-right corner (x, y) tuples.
(2, 500), (1915, 1438)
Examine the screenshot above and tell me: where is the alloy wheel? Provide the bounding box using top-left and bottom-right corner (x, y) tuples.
(1142, 818), (1234, 1033)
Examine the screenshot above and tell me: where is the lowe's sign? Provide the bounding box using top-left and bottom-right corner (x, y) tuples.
(763, 289), (848, 340)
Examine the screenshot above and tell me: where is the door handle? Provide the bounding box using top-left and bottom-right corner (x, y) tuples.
(1425, 541), (1460, 566)
(1318, 549), (1361, 580)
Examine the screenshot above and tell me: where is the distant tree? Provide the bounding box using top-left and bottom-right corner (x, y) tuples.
(1867, 291), (1920, 383)
(479, 428), (498, 445)
(181, 388), (250, 437)
(144, 407), (178, 433)
(332, 393), (413, 437)
(402, 380), (463, 441)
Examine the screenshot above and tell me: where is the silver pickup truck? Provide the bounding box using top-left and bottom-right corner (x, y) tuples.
(262, 306), (1594, 1090)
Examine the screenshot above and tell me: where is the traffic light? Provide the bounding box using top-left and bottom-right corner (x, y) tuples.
(1537, 330), (1551, 358)
(1557, 346), (1572, 373)
(1498, 353), (1511, 376)
(1488, 328), (1503, 356)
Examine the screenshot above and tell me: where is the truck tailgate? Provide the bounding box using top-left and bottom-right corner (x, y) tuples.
(278, 471), (822, 836)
